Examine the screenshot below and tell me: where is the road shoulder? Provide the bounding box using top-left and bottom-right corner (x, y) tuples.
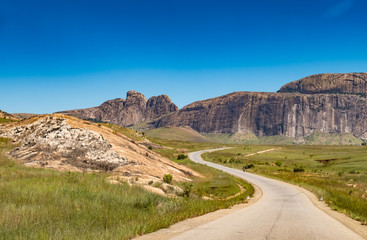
(133, 184), (262, 240)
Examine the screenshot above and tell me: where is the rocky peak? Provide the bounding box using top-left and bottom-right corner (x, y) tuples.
(146, 95), (179, 119)
(60, 91), (178, 127)
(125, 90), (147, 108)
(278, 73), (367, 95)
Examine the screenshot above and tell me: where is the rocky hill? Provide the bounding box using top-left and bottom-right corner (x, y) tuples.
(0, 114), (197, 183)
(278, 73), (367, 95)
(0, 110), (19, 121)
(153, 73), (367, 140)
(60, 90), (178, 126)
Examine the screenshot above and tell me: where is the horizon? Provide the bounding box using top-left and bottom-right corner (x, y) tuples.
(1, 0), (367, 114)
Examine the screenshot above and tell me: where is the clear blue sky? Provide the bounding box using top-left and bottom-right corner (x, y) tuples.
(1, 0), (366, 113)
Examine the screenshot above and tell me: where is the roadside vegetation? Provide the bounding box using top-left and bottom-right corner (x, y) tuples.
(0, 131), (254, 239)
(202, 145), (367, 224)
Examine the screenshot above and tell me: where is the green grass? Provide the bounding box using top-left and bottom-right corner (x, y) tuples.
(203, 132), (363, 145)
(203, 145), (367, 224)
(0, 137), (254, 239)
(144, 127), (209, 142)
(100, 123), (146, 142)
(0, 118), (16, 123)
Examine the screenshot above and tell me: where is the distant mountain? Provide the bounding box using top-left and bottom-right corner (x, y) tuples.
(59, 90), (178, 126)
(153, 73), (367, 140)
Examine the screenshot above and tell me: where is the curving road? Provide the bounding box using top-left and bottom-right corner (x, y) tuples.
(171, 149), (364, 240)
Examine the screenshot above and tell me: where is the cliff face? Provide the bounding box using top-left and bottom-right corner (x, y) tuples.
(155, 73), (367, 139)
(278, 73), (367, 95)
(60, 90), (178, 126)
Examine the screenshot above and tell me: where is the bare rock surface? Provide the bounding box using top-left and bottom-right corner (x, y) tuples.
(278, 72), (367, 95)
(60, 90), (178, 127)
(0, 114), (198, 183)
(1, 116), (128, 171)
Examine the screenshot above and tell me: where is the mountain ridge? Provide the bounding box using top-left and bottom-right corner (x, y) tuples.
(59, 90), (178, 127)
(153, 73), (367, 139)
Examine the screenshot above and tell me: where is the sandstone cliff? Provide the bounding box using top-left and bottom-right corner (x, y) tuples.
(154, 73), (367, 139)
(60, 90), (178, 126)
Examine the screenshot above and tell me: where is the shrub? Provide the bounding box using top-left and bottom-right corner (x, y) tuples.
(349, 169), (360, 174)
(148, 145), (153, 150)
(275, 160), (282, 167)
(293, 164), (305, 172)
(182, 182), (193, 197)
(244, 163), (254, 169)
(163, 174), (173, 184)
(177, 153), (188, 160)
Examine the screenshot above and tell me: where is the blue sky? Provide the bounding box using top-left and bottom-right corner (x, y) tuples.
(1, 0), (366, 113)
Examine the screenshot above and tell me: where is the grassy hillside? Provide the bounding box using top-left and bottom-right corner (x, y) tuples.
(144, 126), (210, 142)
(0, 118), (16, 123)
(0, 133), (254, 239)
(203, 145), (367, 224)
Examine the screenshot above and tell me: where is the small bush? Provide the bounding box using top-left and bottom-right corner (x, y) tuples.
(148, 145), (153, 150)
(182, 182), (193, 197)
(163, 174), (173, 184)
(293, 164), (305, 172)
(245, 163), (255, 169)
(349, 169), (360, 174)
(275, 160), (282, 167)
(177, 154), (188, 160)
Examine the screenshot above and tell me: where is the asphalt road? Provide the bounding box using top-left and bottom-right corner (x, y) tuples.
(171, 149), (364, 240)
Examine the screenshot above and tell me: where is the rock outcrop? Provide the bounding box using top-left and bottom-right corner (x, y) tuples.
(1, 116), (128, 171)
(154, 73), (367, 139)
(60, 90), (178, 126)
(278, 73), (367, 95)
(0, 114), (198, 181)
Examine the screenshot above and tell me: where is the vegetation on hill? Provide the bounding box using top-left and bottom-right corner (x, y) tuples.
(143, 126), (210, 142)
(0, 131), (254, 239)
(203, 145), (367, 224)
(0, 118), (16, 123)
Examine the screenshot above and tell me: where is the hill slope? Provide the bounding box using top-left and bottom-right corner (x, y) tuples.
(144, 126), (210, 142)
(0, 114), (197, 182)
(0, 110), (19, 121)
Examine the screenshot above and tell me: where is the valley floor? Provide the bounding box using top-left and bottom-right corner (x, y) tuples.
(203, 145), (367, 224)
